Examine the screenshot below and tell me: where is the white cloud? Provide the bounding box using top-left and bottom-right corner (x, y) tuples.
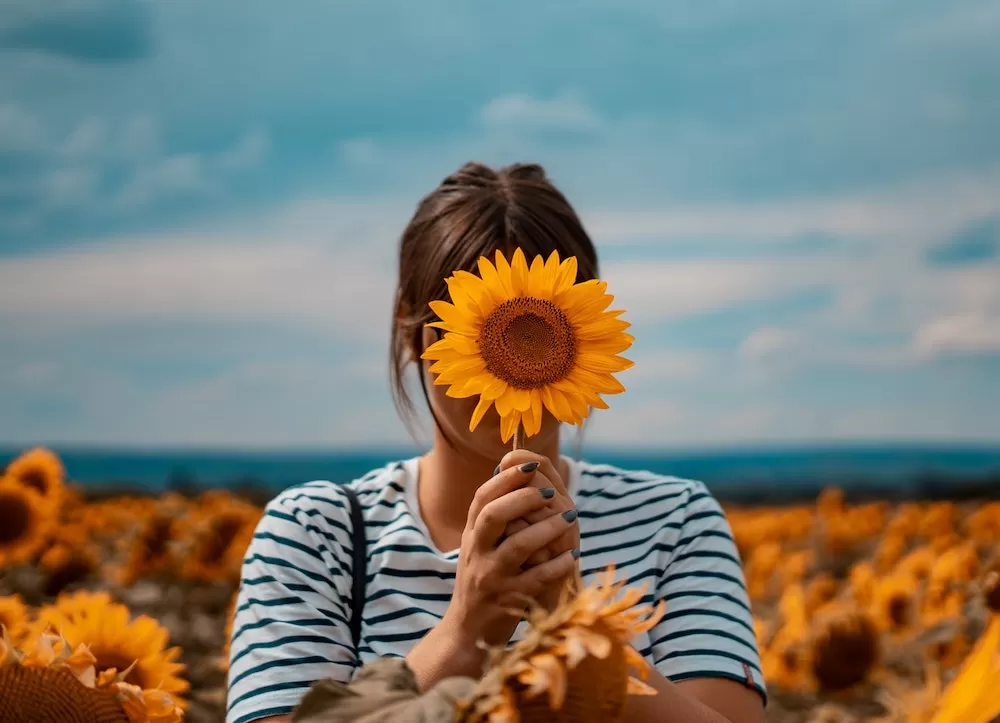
(584, 166), (1000, 246)
(914, 314), (1000, 357)
(60, 118), (107, 159)
(114, 153), (217, 209)
(739, 327), (798, 361)
(479, 92), (604, 134)
(217, 127), (269, 172)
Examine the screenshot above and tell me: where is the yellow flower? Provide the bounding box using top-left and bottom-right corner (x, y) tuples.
(27, 591), (189, 706)
(4, 447), (65, 507)
(0, 632), (182, 723)
(422, 248), (633, 443)
(0, 476), (55, 567)
(0, 594), (30, 644)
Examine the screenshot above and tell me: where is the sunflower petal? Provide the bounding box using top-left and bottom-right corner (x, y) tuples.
(510, 247), (529, 297)
(470, 396), (494, 432)
(494, 249), (515, 297)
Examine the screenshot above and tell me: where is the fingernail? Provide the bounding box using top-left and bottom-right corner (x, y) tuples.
(519, 461), (539, 473)
(562, 509), (578, 523)
(571, 548), (581, 559)
(540, 487), (555, 499)
(493, 464), (501, 476)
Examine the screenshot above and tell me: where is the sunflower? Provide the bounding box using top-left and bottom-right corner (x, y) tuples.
(458, 566), (663, 723)
(0, 632), (182, 723)
(39, 542), (100, 597)
(4, 447), (65, 508)
(178, 496), (262, 583)
(0, 595), (30, 644)
(422, 248), (633, 443)
(809, 605), (880, 692)
(0, 476), (56, 567)
(27, 592), (189, 705)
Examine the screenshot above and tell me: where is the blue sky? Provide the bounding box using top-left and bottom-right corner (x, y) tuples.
(1, 0), (999, 449)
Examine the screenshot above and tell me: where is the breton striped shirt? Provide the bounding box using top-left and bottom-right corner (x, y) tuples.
(226, 457), (766, 723)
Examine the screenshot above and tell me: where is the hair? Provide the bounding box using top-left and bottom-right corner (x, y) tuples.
(390, 161), (600, 440)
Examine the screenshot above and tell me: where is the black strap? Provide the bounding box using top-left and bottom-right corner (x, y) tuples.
(341, 485), (366, 652)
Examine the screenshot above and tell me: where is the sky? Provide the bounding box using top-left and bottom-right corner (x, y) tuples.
(1, 0), (999, 450)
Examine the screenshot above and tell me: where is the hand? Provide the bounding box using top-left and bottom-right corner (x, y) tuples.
(442, 461), (581, 651)
(497, 451), (580, 608)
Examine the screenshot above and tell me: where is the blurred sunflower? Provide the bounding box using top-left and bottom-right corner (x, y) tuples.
(0, 476), (55, 567)
(871, 575), (919, 635)
(422, 248), (633, 443)
(39, 542), (100, 598)
(28, 592), (189, 706)
(0, 595), (30, 643)
(3, 447), (65, 508)
(179, 497), (261, 583)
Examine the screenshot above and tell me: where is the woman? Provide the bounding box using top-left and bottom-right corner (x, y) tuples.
(226, 162), (766, 723)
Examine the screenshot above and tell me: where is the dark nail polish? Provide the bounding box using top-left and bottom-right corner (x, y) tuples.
(562, 509), (578, 523)
(571, 548), (581, 559)
(519, 461), (539, 473)
(493, 464), (501, 476)
(540, 487), (555, 499)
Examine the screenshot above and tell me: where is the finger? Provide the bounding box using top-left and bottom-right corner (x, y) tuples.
(509, 548), (580, 599)
(467, 461), (542, 528)
(496, 508), (579, 568)
(497, 451), (569, 496)
(474, 486), (558, 552)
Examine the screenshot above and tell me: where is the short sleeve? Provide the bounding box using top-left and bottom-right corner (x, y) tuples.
(226, 486), (359, 723)
(649, 482), (767, 702)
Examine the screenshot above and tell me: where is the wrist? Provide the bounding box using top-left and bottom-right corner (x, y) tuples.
(405, 615), (486, 691)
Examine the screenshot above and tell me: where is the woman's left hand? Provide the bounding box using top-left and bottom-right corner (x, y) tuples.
(496, 450), (579, 608)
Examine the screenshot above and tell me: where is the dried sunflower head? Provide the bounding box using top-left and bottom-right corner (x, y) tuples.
(0, 631), (182, 723)
(458, 567), (663, 723)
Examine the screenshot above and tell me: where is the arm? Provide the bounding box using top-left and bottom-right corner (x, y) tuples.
(626, 482), (766, 723)
(225, 487), (358, 723)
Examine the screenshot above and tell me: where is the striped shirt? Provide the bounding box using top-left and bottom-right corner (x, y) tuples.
(226, 457), (766, 723)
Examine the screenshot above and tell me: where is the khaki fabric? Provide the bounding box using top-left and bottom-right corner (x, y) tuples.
(292, 658), (478, 723)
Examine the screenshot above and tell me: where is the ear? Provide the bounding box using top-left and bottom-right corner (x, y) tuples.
(416, 326), (440, 360)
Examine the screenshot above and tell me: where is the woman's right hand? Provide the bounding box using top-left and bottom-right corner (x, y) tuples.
(443, 461), (580, 650)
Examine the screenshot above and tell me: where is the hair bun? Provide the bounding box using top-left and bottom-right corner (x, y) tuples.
(501, 163), (547, 182)
(440, 162), (498, 189)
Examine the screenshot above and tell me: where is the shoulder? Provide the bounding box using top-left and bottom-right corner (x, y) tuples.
(573, 459), (717, 520)
(261, 459), (410, 537)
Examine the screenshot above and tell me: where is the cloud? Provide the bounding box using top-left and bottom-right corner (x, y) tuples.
(479, 93), (604, 134)
(739, 327), (798, 361)
(914, 314), (1000, 357)
(0, 0), (153, 62)
(216, 127), (269, 172)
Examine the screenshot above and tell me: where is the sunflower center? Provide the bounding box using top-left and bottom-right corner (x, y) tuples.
(0, 492), (30, 545)
(199, 516), (245, 565)
(18, 470), (48, 495)
(887, 594), (911, 628)
(478, 297), (576, 389)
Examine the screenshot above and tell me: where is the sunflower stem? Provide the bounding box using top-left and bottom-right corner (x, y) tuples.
(512, 424), (524, 451)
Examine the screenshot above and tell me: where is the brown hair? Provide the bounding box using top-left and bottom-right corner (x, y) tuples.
(390, 161), (600, 438)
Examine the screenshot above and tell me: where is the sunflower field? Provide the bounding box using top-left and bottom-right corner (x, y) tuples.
(1, 447), (998, 722)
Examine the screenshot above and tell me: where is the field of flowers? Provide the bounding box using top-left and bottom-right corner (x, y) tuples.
(1, 446), (997, 722)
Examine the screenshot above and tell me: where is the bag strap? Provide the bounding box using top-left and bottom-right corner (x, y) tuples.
(341, 484), (366, 653)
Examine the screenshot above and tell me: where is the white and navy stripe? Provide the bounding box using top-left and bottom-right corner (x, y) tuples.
(226, 457), (766, 723)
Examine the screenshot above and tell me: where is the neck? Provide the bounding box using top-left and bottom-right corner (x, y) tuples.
(418, 429), (562, 545)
